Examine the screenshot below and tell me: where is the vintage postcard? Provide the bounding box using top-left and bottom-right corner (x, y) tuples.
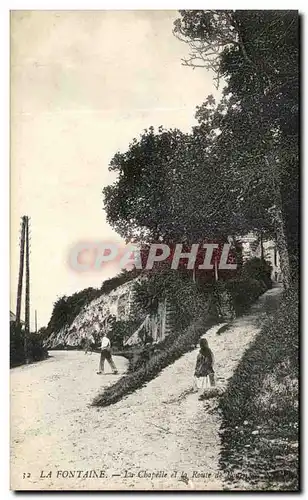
(10, 10), (299, 491)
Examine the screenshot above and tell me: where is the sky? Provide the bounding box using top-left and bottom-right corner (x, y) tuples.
(10, 10), (220, 329)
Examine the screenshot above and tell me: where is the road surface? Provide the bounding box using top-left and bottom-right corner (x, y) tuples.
(10, 287), (282, 491)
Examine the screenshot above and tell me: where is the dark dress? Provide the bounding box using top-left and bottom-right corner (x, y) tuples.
(194, 348), (214, 378)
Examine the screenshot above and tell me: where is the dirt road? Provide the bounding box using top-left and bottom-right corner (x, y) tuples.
(10, 287), (281, 491)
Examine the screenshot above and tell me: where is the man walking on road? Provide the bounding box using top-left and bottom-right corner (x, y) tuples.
(97, 332), (118, 375)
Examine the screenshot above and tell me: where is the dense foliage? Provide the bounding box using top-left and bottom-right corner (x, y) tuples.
(132, 257), (271, 325)
(10, 324), (48, 368)
(171, 12), (298, 488)
(46, 287), (103, 334)
(100, 268), (140, 294)
(104, 12), (299, 284)
(241, 257), (272, 290)
(132, 269), (210, 331)
(103, 123), (265, 246)
(174, 10), (299, 285)
(109, 319), (140, 349)
(219, 287), (299, 490)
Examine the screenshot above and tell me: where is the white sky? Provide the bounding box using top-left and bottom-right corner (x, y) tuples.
(10, 10), (220, 329)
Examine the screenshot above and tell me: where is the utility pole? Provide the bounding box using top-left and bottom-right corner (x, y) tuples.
(15, 216), (26, 329)
(24, 216), (30, 363)
(35, 310), (37, 334)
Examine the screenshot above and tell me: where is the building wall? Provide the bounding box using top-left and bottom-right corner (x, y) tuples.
(240, 232), (282, 282)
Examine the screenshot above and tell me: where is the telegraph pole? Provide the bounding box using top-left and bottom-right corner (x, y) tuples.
(24, 216), (30, 363)
(35, 310), (37, 334)
(15, 216), (26, 329)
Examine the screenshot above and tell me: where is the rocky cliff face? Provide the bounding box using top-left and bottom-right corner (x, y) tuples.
(45, 281), (136, 349)
(44, 276), (192, 350)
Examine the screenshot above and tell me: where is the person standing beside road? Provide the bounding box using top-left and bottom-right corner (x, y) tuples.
(97, 332), (118, 375)
(194, 338), (215, 392)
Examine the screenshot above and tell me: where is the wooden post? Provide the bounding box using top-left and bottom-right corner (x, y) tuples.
(24, 216), (30, 363)
(192, 267), (196, 283)
(35, 310), (37, 334)
(15, 216), (26, 329)
(214, 258), (218, 282)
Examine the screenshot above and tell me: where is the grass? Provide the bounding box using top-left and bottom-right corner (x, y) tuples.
(218, 286), (299, 491)
(92, 315), (216, 407)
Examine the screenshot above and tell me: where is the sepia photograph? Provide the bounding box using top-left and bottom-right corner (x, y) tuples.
(10, 9), (299, 491)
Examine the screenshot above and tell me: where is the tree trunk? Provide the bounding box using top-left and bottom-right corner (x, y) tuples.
(273, 206), (291, 289)
(265, 154), (291, 289)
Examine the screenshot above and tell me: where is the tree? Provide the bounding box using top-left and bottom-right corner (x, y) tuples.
(104, 125), (246, 246)
(193, 95), (276, 237)
(46, 287), (103, 334)
(174, 10), (299, 286)
(173, 10), (237, 85)
(104, 126), (190, 243)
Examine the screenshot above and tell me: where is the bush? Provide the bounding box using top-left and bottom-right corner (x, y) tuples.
(10, 324), (48, 367)
(10, 324), (24, 367)
(241, 257), (272, 289)
(29, 333), (49, 362)
(219, 287), (299, 490)
(210, 277), (266, 318)
(225, 278), (266, 315)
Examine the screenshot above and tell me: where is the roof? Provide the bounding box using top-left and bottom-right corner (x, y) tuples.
(10, 311), (25, 324)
